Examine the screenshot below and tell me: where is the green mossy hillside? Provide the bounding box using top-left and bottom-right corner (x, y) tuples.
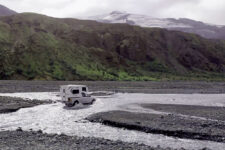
(0, 13), (225, 81)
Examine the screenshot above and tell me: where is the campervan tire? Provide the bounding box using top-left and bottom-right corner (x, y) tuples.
(73, 100), (79, 106)
(91, 99), (96, 104)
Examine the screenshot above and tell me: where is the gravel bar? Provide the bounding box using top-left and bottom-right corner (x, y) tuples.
(141, 104), (225, 121)
(0, 96), (51, 114)
(87, 108), (225, 143)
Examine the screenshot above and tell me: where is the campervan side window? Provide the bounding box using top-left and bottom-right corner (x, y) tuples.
(82, 87), (87, 92)
(71, 89), (79, 94)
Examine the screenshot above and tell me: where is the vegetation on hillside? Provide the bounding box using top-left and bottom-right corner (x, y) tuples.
(0, 13), (225, 81)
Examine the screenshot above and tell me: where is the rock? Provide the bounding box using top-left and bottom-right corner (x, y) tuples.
(16, 127), (23, 132)
(37, 130), (43, 134)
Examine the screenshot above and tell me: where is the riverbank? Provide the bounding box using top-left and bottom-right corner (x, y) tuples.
(1, 80), (225, 93)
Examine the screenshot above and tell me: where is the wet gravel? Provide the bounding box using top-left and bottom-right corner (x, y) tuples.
(141, 104), (225, 121)
(0, 130), (176, 150)
(0, 96), (51, 113)
(87, 108), (225, 143)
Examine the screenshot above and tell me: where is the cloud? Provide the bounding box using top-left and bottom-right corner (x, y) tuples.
(0, 0), (225, 25)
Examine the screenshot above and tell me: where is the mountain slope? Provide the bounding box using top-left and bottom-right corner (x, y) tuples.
(0, 4), (17, 16)
(0, 13), (225, 81)
(89, 11), (225, 40)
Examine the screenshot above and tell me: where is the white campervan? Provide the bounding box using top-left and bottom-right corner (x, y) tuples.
(60, 85), (95, 107)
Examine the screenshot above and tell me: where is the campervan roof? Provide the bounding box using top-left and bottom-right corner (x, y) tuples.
(60, 85), (86, 88)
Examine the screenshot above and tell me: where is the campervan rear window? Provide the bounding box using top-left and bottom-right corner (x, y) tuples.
(82, 87), (87, 92)
(71, 89), (79, 94)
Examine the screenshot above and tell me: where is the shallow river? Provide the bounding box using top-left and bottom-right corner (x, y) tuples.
(0, 92), (225, 150)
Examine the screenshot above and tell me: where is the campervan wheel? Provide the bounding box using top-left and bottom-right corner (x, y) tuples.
(73, 100), (79, 106)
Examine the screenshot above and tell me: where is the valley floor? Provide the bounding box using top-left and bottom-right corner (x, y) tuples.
(0, 80), (225, 150)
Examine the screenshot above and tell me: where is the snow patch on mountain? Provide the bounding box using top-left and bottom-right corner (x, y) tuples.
(89, 11), (192, 28)
(88, 11), (225, 40)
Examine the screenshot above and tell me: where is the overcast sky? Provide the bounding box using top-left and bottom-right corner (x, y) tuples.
(0, 0), (225, 25)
